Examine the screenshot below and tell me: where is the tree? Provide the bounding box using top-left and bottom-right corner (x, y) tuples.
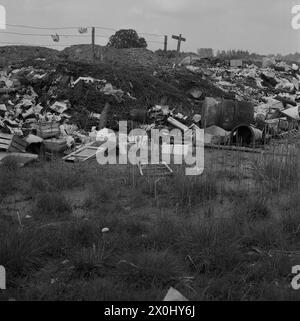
(107, 29), (147, 49)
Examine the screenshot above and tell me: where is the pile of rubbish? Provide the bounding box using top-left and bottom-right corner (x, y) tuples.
(171, 57), (300, 147)
(1, 55), (300, 166)
(0, 64), (137, 166)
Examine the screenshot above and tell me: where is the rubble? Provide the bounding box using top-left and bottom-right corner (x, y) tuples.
(0, 54), (299, 165)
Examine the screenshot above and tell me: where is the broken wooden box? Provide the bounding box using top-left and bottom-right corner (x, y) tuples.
(0, 133), (27, 153)
(36, 121), (60, 139)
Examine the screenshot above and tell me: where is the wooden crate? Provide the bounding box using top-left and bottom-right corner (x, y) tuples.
(36, 121), (60, 139)
(0, 132), (13, 151)
(8, 135), (27, 153)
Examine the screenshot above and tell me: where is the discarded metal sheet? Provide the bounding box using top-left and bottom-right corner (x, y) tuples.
(138, 162), (173, 177)
(63, 143), (100, 162)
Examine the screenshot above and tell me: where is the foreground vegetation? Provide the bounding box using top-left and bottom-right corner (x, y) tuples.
(0, 144), (300, 301)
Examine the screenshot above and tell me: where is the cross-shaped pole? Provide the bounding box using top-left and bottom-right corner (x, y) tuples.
(172, 34), (186, 65)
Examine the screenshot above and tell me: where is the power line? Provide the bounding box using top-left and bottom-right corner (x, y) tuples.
(138, 32), (164, 38)
(7, 23), (116, 32)
(0, 31), (109, 38)
(1, 24), (165, 48)
(0, 40), (163, 48)
(0, 40), (70, 47)
(0, 31), (162, 43)
(6, 23), (164, 37)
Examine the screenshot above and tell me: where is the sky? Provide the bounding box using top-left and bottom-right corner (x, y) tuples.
(0, 0), (299, 55)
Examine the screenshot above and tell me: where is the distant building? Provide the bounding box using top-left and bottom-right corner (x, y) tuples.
(197, 48), (214, 58)
(230, 59), (243, 67)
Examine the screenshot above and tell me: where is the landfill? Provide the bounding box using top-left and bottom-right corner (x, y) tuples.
(0, 54), (300, 165)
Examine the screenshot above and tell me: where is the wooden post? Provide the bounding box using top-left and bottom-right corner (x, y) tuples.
(164, 35), (168, 51)
(92, 27), (95, 62)
(172, 34), (186, 65)
(99, 103), (110, 130)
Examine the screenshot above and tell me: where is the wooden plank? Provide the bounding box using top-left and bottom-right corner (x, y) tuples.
(0, 143), (10, 150)
(9, 136), (27, 153)
(12, 136), (27, 147)
(37, 121), (60, 139)
(0, 133), (13, 140)
(0, 138), (11, 145)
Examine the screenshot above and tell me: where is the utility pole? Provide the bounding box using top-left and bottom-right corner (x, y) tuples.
(172, 34), (186, 65)
(164, 35), (168, 52)
(92, 27), (95, 62)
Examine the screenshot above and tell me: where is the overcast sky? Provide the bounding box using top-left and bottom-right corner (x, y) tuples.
(0, 0), (299, 55)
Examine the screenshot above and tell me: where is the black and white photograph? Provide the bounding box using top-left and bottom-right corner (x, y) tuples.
(0, 0), (300, 308)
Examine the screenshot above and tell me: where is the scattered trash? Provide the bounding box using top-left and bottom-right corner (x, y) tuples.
(0, 55), (299, 165)
(281, 106), (300, 120)
(138, 162), (173, 177)
(50, 101), (69, 114)
(163, 287), (188, 301)
(230, 124), (263, 146)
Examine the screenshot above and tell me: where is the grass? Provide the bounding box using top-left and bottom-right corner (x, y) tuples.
(33, 192), (72, 220)
(253, 153), (299, 192)
(171, 172), (218, 209)
(0, 165), (19, 199)
(1, 147), (300, 300)
(0, 227), (53, 283)
(116, 249), (186, 289)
